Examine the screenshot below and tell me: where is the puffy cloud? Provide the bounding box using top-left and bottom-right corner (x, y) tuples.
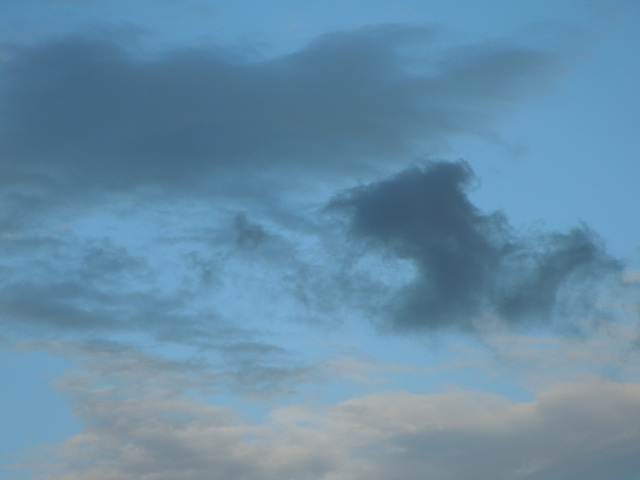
(329, 161), (621, 332)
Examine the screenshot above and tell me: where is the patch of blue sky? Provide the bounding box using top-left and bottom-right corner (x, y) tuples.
(459, 14), (640, 266)
(0, 350), (79, 477)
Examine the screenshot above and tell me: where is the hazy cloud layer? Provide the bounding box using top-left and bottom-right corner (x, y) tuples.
(36, 369), (640, 480)
(330, 161), (621, 332)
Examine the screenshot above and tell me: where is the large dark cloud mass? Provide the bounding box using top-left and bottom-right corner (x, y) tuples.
(329, 161), (621, 332)
(0, 24), (623, 346)
(0, 25), (557, 198)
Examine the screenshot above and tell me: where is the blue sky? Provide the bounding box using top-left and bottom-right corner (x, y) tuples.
(1, 1), (640, 479)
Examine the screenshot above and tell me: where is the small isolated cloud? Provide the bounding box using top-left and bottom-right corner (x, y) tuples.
(329, 161), (621, 332)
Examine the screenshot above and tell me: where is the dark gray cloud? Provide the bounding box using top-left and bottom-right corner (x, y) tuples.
(329, 161), (621, 332)
(0, 23), (610, 383)
(234, 213), (267, 250)
(0, 26), (568, 346)
(0, 26), (559, 206)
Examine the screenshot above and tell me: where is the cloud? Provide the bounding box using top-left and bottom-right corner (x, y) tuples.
(0, 228), (323, 398)
(330, 382), (640, 480)
(329, 161), (621, 332)
(0, 24), (575, 344)
(1, 17), (636, 480)
(234, 213), (268, 250)
(32, 366), (640, 480)
(0, 25), (561, 219)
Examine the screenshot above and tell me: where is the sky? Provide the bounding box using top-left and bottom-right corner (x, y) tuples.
(1, 1), (640, 479)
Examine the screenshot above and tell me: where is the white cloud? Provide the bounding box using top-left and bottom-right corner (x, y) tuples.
(32, 361), (640, 480)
